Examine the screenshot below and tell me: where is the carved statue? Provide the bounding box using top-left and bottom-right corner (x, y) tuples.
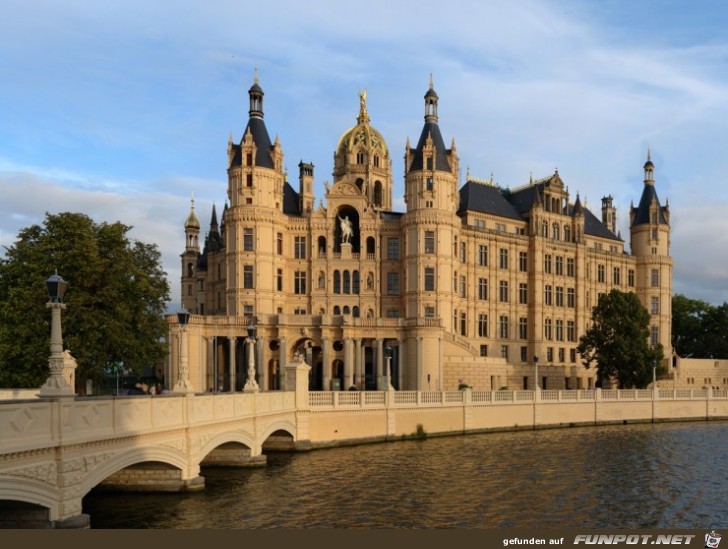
(338, 214), (353, 244)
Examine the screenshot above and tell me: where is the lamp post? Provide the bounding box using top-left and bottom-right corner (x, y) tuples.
(384, 346), (394, 391)
(533, 355), (540, 391)
(39, 272), (74, 397)
(173, 309), (193, 393)
(243, 320), (259, 392)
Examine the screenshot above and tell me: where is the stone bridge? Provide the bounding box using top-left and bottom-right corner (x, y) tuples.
(0, 362), (310, 528)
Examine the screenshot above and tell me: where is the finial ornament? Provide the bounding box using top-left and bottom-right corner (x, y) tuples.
(254, 67), (259, 84)
(429, 72), (434, 89)
(191, 192), (195, 209)
(647, 147), (651, 162)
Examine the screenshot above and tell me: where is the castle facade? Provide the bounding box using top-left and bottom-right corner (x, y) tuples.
(172, 75), (672, 393)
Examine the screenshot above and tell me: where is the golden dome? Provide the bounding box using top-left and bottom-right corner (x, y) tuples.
(335, 89), (389, 157)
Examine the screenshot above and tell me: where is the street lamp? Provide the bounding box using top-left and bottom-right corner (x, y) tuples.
(533, 355), (540, 391)
(39, 272), (74, 397)
(173, 308), (193, 393)
(243, 320), (259, 392)
(384, 346), (394, 391)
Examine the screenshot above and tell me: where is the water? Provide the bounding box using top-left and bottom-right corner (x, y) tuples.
(83, 421), (728, 528)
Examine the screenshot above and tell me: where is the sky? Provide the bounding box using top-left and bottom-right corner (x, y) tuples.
(2, 0), (728, 309)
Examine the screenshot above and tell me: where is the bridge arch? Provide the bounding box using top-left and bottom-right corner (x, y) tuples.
(0, 476), (61, 520)
(196, 429), (256, 463)
(80, 445), (188, 498)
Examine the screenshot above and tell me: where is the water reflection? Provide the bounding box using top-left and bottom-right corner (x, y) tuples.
(84, 421), (728, 528)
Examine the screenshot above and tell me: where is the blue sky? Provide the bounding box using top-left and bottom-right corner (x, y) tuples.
(2, 0), (728, 308)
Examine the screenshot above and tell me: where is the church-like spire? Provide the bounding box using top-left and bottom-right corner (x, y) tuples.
(643, 148), (654, 185)
(248, 68), (264, 119)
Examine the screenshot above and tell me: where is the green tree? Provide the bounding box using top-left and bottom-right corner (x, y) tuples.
(577, 289), (664, 389)
(0, 212), (170, 389)
(672, 294), (728, 359)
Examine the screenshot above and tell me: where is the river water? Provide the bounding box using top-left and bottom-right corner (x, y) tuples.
(83, 421), (727, 529)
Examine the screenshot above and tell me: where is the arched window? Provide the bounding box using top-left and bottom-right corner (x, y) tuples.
(343, 306), (350, 315)
(318, 271), (326, 290)
(564, 225), (571, 242)
(355, 178), (364, 191)
(367, 308), (374, 318)
(373, 155), (380, 168)
(333, 306), (341, 315)
(318, 235), (327, 255)
(353, 306), (360, 318)
(366, 237), (375, 255)
(552, 223), (560, 241)
(333, 270), (341, 294)
(542, 221), (548, 238)
(374, 181), (383, 206)
(352, 270), (360, 294)
(356, 151), (364, 165)
(187, 262), (194, 277)
(343, 270), (351, 294)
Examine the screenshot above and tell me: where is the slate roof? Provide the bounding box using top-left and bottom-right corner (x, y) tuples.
(631, 183), (668, 226)
(408, 121), (451, 173)
(283, 182), (301, 216)
(458, 179), (621, 241)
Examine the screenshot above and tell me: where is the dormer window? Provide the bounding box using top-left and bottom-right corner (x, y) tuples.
(356, 151), (365, 164)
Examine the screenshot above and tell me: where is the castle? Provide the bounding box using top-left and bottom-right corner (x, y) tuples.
(173, 74), (672, 393)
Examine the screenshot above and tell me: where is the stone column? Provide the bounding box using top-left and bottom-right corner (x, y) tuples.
(278, 336), (287, 391)
(229, 336), (237, 392)
(417, 337), (424, 391)
(322, 337), (331, 391)
(257, 335), (266, 390)
(344, 338), (354, 389)
(398, 338), (405, 390)
(376, 338), (384, 390)
(354, 338), (362, 389)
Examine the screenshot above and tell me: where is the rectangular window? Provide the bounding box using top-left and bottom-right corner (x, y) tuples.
(460, 275), (467, 298)
(480, 345), (488, 357)
(294, 235), (306, 259)
(544, 254), (552, 274)
(425, 267), (435, 291)
(519, 317), (528, 340)
(567, 257), (575, 277)
(499, 248), (508, 269)
(651, 325), (659, 346)
(499, 280), (509, 302)
(598, 264), (605, 283)
(628, 269), (635, 287)
(294, 307), (307, 315)
(500, 345), (509, 359)
(555, 286), (564, 307)
(519, 251), (528, 272)
(559, 348), (565, 362)
(521, 346), (528, 362)
(478, 314), (489, 337)
(243, 265), (254, 289)
(567, 320), (575, 342)
(276, 232), (283, 255)
(276, 268), (283, 292)
(460, 241), (466, 262)
(499, 315), (509, 339)
(651, 269), (659, 287)
(651, 296), (659, 315)
(386, 309), (400, 318)
(545, 284), (552, 306)
(294, 271), (307, 294)
(460, 312), (467, 336)
(425, 305), (435, 318)
(519, 282), (528, 305)
(547, 347), (554, 362)
(243, 228), (254, 252)
(570, 349), (576, 363)
(387, 237), (400, 260)
(387, 272), (400, 295)
(545, 318), (552, 340)
(556, 319), (564, 341)
(567, 288), (575, 308)
(426, 177), (434, 191)
(555, 256), (563, 276)
(243, 304), (254, 317)
(246, 173), (253, 186)
(478, 278), (488, 301)
(479, 245), (488, 267)
(425, 231), (435, 254)
(613, 267), (620, 285)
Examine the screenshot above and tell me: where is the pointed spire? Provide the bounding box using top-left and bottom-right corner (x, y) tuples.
(573, 193), (583, 215)
(424, 75), (439, 122)
(529, 172), (533, 185)
(253, 67), (259, 85)
(429, 72), (434, 90)
(466, 165), (470, 180)
(185, 193), (200, 230)
(643, 148), (655, 184)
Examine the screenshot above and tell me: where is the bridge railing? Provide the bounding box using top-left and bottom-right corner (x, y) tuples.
(307, 388), (727, 409)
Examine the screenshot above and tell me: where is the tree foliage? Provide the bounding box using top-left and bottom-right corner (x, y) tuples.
(0, 212), (170, 389)
(672, 294), (728, 359)
(576, 289), (664, 389)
